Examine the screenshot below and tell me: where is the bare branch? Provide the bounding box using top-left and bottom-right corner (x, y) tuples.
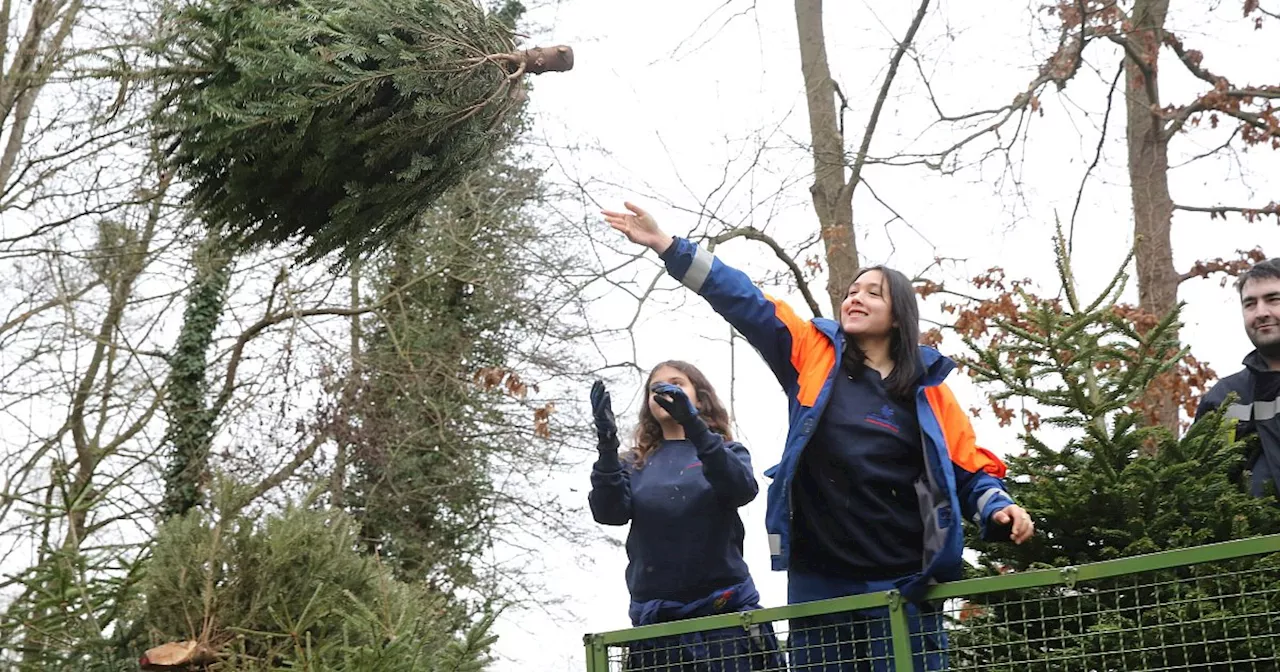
(660, 0), (758, 63)
(1170, 126), (1241, 168)
(1174, 202), (1279, 221)
(1068, 62), (1124, 253)
(0, 281), (99, 337)
(708, 226), (824, 317)
(845, 0), (932, 197)
(233, 433), (329, 514)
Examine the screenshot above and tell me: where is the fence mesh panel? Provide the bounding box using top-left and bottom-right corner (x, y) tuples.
(946, 557), (1280, 671)
(586, 537), (1280, 672)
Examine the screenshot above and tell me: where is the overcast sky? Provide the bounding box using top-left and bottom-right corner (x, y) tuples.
(485, 1), (1280, 670)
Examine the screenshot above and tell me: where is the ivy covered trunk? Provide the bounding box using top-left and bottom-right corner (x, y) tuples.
(162, 234), (231, 518)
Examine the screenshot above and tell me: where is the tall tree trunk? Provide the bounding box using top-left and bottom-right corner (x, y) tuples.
(795, 0), (859, 314)
(1125, 0), (1180, 438)
(331, 261), (360, 509)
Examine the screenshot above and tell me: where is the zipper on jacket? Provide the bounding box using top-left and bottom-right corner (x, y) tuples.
(785, 354), (836, 567)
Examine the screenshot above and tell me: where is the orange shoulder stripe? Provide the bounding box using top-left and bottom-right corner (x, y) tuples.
(763, 294), (834, 407)
(924, 383), (1007, 478)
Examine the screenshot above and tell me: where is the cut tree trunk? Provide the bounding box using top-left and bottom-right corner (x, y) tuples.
(504, 45), (574, 74)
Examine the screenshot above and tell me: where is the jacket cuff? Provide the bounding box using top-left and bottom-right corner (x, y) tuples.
(978, 489), (1016, 541)
(658, 236), (681, 262)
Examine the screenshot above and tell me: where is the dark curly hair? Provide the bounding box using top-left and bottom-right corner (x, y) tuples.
(629, 360), (733, 467)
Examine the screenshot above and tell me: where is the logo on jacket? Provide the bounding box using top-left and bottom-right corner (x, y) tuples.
(865, 405), (901, 433)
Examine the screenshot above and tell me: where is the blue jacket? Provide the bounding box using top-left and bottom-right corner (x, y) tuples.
(1195, 350), (1280, 497)
(659, 237), (1016, 600)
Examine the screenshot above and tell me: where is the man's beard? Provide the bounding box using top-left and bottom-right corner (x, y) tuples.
(1248, 324), (1280, 361)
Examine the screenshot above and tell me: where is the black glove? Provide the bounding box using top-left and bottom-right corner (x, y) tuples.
(590, 381), (620, 456)
(650, 382), (700, 428)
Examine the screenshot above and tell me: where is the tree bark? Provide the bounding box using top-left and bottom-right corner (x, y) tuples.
(1124, 0), (1180, 438)
(332, 261), (361, 509)
(795, 0), (859, 314)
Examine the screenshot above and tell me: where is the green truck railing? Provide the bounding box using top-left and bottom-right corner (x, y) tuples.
(583, 534), (1280, 671)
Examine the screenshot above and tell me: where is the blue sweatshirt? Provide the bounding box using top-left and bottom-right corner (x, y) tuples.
(791, 364), (926, 580)
(589, 424), (759, 603)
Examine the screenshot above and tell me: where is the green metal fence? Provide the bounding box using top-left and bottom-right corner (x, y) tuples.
(583, 534), (1280, 671)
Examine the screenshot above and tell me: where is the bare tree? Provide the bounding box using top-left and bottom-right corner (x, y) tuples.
(851, 0), (1280, 433)
(794, 0), (933, 312)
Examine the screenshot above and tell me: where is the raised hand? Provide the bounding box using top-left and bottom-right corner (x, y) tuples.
(650, 382), (700, 427)
(590, 380), (619, 452)
(602, 202), (672, 254)
(992, 504), (1035, 544)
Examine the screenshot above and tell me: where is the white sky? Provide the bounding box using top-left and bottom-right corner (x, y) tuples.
(490, 1), (1280, 670)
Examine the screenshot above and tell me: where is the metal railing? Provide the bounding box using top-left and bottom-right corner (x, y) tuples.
(583, 534), (1280, 671)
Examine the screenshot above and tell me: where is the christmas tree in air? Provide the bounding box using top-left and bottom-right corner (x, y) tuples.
(153, 0), (572, 263)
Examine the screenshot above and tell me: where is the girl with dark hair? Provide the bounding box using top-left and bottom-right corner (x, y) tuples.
(589, 361), (784, 671)
(604, 203), (1034, 672)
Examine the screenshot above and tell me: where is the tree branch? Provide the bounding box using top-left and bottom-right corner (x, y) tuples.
(708, 227), (825, 317)
(1069, 62), (1124, 253)
(845, 0), (932, 200)
(1162, 32), (1280, 139)
(232, 433), (329, 514)
(1174, 202), (1279, 221)
(212, 304), (383, 420)
(1107, 32), (1162, 121)
(0, 281), (99, 337)
(1178, 247), (1268, 284)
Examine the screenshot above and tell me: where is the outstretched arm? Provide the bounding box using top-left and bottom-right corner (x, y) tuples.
(604, 203), (828, 395)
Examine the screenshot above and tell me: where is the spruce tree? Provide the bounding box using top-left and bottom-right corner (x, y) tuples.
(135, 481), (499, 671)
(339, 143), (563, 613)
(942, 229), (1280, 670)
(152, 0), (573, 262)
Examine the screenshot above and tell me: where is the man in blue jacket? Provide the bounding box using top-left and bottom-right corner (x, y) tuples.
(1196, 258), (1280, 498)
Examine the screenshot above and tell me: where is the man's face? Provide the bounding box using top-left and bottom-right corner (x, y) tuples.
(1241, 276), (1280, 353)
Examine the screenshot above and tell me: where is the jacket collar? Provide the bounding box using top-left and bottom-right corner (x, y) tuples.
(817, 318), (955, 387)
(1243, 350), (1272, 373)
(919, 345), (955, 387)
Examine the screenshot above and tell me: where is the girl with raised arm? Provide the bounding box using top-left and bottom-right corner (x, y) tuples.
(604, 203), (1034, 672)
